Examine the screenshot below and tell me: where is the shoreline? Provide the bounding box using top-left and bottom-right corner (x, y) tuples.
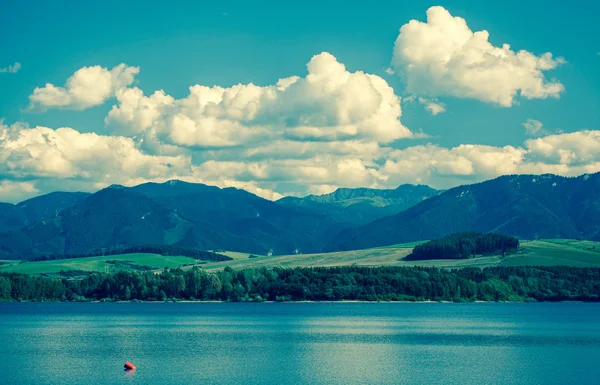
(1, 299), (596, 304)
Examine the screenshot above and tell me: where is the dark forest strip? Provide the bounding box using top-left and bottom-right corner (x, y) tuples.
(2, 265), (600, 303)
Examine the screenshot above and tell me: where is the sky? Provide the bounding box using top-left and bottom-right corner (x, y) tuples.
(0, 0), (599, 202)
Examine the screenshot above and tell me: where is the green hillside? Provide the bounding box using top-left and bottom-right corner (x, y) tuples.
(200, 239), (600, 271)
(0, 253), (199, 276)
(330, 173), (600, 251)
(211, 251), (266, 260)
(2, 239), (600, 276)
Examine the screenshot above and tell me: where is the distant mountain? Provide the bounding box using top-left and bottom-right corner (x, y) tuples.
(0, 188), (189, 258)
(130, 180), (352, 254)
(0, 203), (23, 232)
(0, 192), (90, 232)
(0, 181), (344, 258)
(3, 173), (600, 259)
(127, 179), (220, 198)
(16, 192), (91, 224)
(277, 184), (438, 225)
(328, 173), (600, 251)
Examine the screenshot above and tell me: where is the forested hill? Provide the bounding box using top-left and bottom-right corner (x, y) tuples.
(329, 173), (600, 251)
(1, 265), (600, 303)
(0, 182), (340, 258)
(0, 180), (438, 259)
(0, 192), (90, 232)
(30, 245), (232, 262)
(405, 232), (519, 261)
(2, 173), (600, 259)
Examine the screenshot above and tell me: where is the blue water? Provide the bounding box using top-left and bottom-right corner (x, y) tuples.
(1, 303), (599, 384)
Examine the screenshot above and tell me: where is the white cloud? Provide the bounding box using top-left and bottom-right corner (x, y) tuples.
(190, 155), (386, 190)
(0, 122), (189, 185)
(0, 62), (21, 74)
(3, 50), (599, 202)
(381, 144), (526, 186)
(418, 97), (446, 115)
(392, 6), (565, 106)
(2, 119), (600, 201)
(105, 88), (175, 136)
(522, 119), (546, 137)
(29, 64), (139, 110)
(0, 181), (38, 202)
(525, 130), (600, 166)
(106, 52), (412, 149)
(380, 132), (600, 188)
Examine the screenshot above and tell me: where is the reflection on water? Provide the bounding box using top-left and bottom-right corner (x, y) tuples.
(1, 303), (600, 384)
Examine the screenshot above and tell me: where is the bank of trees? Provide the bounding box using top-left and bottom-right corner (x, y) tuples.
(406, 232), (519, 260)
(1, 265), (599, 302)
(30, 245), (232, 262)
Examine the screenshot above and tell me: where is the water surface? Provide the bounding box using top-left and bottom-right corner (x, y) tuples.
(1, 302), (599, 384)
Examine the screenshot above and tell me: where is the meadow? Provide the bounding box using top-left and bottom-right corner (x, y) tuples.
(1, 239), (600, 276)
(200, 239), (600, 271)
(0, 253), (200, 276)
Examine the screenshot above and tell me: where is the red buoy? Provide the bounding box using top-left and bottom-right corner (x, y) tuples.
(124, 361), (136, 371)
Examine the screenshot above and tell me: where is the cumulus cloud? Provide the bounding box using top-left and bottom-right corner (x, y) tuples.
(2, 119), (600, 201)
(0, 122), (189, 186)
(106, 52), (412, 148)
(4, 50), (599, 202)
(0, 181), (38, 202)
(29, 64), (139, 110)
(380, 132), (600, 188)
(190, 155), (386, 192)
(522, 119), (546, 137)
(525, 130), (600, 166)
(105, 88), (174, 136)
(186, 130), (600, 194)
(381, 144), (525, 185)
(0, 62), (21, 74)
(418, 97), (446, 115)
(392, 6), (565, 106)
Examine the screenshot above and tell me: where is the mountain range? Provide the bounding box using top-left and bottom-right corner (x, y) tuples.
(329, 173), (600, 250)
(277, 184), (438, 225)
(0, 192), (91, 232)
(0, 172), (599, 259)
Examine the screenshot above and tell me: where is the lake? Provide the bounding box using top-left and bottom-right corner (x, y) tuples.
(1, 303), (599, 384)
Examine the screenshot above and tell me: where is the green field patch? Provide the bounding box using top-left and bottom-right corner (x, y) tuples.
(211, 251), (267, 260)
(0, 253), (200, 275)
(105, 259), (155, 271)
(500, 240), (600, 267)
(6, 239), (600, 275)
(202, 247), (414, 271)
(540, 239), (600, 253)
(200, 239), (600, 271)
(0, 260), (20, 267)
(376, 241), (429, 249)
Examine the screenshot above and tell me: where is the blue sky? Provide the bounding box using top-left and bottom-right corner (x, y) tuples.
(0, 1), (599, 202)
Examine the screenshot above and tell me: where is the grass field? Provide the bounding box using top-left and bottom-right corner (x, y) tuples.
(0, 253), (200, 276)
(199, 240), (600, 271)
(501, 240), (600, 267)
(211, 251), (266, 260)
(2, 239), (600, 276)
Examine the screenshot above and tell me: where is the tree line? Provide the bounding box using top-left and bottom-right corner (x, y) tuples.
(29, 245), (232, 262)
(406, 232), (519, 260)
(1, 265), (599, 302)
